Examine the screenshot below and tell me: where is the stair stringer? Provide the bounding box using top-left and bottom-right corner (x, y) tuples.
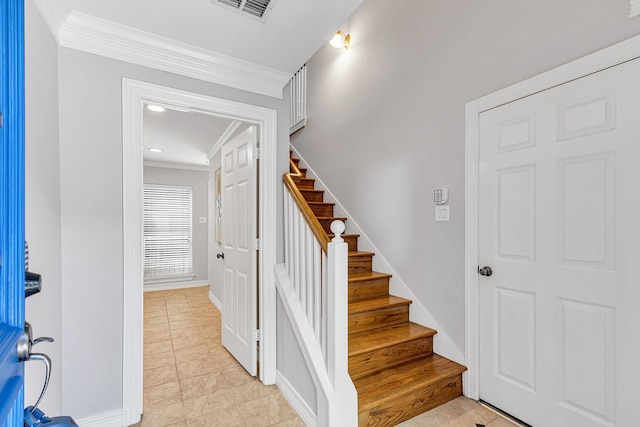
(290, 146), (466, 368)
(274, 264), (359, 427)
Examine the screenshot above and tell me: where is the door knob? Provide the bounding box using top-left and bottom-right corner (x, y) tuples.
(478, 266), (493, 277)
(217, 253), (224, 259)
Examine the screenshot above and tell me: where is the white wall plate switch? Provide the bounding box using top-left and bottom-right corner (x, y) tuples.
(435, 205), (450, 222)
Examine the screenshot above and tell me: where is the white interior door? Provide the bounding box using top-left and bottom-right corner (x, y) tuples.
(221, 127), (258, 376)
(478, 58), (640, 426)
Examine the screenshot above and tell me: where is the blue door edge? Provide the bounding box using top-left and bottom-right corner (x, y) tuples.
(0, 328), (24, 424)
(0, 0), (26, 425)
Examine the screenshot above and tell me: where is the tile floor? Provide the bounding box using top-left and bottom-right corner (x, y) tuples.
(137, 286), (303, 427)
(137, 286), (519, 427)
(397, 397), (521, 427)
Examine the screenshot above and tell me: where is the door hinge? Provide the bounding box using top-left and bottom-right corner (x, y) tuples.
(254, 329), (261, 342)
(253, 238), (261, 251)
(255, 147), (260, 160)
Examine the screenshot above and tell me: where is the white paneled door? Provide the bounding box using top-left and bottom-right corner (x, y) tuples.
(221, 127), (258, 376)
(478, 58), (640, 426)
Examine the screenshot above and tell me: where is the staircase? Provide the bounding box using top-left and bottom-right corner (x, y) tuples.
(289, 153), (467, 426)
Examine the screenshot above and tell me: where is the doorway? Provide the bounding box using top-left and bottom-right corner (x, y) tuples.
(122, 79), (278, 426)
(465, 35), (640, 427)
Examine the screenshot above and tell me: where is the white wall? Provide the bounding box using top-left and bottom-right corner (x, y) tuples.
(56, 47), (290, 418)
(24, 0), (63, 414)
(143, 166), (210, 284)
(291, 0), (640, 354)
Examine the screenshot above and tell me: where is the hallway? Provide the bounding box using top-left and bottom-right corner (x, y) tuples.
(137, 286), (303, 426)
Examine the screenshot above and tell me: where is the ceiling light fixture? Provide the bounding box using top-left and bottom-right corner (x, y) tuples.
(146, 105), (166, 112)
(149, 148), (163, 153)
(330, 30), (351, 50)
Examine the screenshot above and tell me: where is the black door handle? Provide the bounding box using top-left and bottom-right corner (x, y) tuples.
(217, 253), (224, 259)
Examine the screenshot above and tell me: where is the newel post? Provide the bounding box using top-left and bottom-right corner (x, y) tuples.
(326, 220), (358, 425)
(327, 220), (348, 388)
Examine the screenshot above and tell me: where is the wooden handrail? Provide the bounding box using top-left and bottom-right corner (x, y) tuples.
(284, 158), (331, 254)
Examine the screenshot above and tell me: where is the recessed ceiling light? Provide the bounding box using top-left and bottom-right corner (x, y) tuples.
(149, 148), (163, 153)
(147, 105), (166, 112)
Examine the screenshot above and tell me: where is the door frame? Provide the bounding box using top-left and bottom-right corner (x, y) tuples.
(464, 34), (640, 399)
(121, 79), (278, 425)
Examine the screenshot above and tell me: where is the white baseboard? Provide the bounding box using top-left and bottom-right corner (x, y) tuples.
(143, 279), (209, 292)
(209, 290), (222, 311)
(75, 409), (123, 427)
(276, 370), (316, 427)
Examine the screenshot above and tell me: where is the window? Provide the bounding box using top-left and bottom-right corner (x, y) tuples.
(143, 184), (193, 279)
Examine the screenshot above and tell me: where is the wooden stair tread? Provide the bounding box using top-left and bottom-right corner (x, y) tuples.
(317, 216), (347, 221)
(348, 251), (375, 257)
(349, 295), (411, 315)
(349, 322), (436, 356)
(349, 271), (392, 282)
(355, 354), (467, 411)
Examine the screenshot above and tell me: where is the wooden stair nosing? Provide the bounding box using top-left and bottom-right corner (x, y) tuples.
(348, 322), (436, 357)
(355, 354), (467, 411)
(348, 295), (411, 315)
(348, 271), (392, 282)
(348, 251), (375, 258)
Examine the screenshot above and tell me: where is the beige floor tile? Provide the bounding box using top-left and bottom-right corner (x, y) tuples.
(144, 307), (167, 319)
(144, 365), (179, 388)
(209, 348), (241, 370)
(144, 380), (182, 409)
(144, 313), (168, 323)
(220, 364), (255, 386)
(144, 292), (165, 308)
(170, 319), (201, 331)
(237, 393), (297, 427)
(176, 358), (221, 380)
(269, 417), (307, 427)
(166, 299), (191, 314)
(180, 371), (228, 400)
(168, 312), (198, 322)
(174, 344), (212, 364)
(396, 419), (423, 427)
(144, 350), (175, 370)
(171, 327), (202, 340)
(230, 379), (278, 404)
(144, 339), (173, 356)
(187, 407), (247, 427)
(139, 401), (186, 427)
(485, 416), (520, 426)
(172, 335), (205, 351)
(145, 330), (172, 344)
(145, 321), (171, 334)
(183, 389), (236, 419)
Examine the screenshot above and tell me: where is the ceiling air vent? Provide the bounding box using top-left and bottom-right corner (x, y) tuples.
(215, 0), (278, 22)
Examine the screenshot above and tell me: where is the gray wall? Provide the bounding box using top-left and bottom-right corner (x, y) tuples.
(24, 0), (63, 414)
(291, 0), (640, 353)
(56, 47), (290, 418)
(143, 166), (210, 284)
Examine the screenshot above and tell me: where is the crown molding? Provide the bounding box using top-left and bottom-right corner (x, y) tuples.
(631, 0), (640, 18)
(32, 0), (71, 42)
(57, 11), (290, 98)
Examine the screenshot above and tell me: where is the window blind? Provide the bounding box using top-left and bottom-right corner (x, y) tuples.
(144, 184), (193, 279)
